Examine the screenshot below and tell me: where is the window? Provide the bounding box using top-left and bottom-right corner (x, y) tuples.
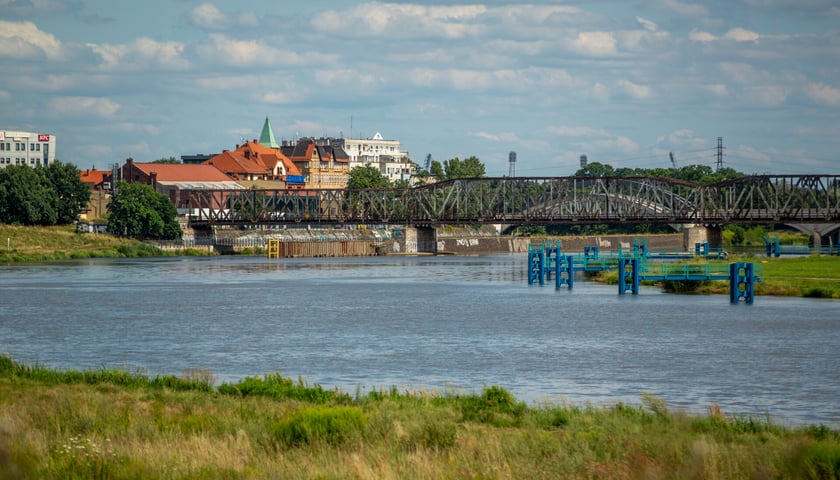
(30, 143), (35, 151)
(0, 143), (4, 151)
(36, 144), (40, 151)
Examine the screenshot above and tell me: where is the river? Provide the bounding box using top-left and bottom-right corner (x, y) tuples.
(1, 254), (838, 426)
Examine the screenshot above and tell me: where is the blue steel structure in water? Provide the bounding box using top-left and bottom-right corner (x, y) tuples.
(527, 239), (759, 304)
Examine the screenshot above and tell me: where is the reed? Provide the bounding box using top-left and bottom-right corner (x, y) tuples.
(1, 355), (838, 479)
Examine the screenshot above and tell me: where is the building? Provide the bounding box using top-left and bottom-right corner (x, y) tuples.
(204, 139), (303, 188)
(118, 157), (244, 212)
(78, 169), (112, 220)
(334, 132), (415, 184)
(281, 138), (350, 189)
(0, 130), (56, 169)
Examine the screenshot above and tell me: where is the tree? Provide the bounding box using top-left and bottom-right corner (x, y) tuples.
(152, 157), (180, 164)
(0, 166), (57, 225)
(442, 156), (486, 179)
(574, 162), (615, 177)
(429, 160), (445, 180)
(347, 165), (390, 189)
(40, 162), (91, 224)
(107, 181), (181, 239)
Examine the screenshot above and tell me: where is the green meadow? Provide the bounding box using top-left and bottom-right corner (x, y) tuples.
(1, 356), (839, 479)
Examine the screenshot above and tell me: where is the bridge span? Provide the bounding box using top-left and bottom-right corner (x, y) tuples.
(185, 175), (840, 236)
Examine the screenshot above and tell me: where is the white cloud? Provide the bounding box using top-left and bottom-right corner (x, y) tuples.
(195, 34), (334, 67)
(48, 96), (120, 118)
(704, 84), (728, 96)
(314, 3), (487, 39)
(654, 0), (709, 17)
(189, 3), (227, 30)
(469, 131), (520, 143)
(545, 126), (607, 138)
(0, 20), (62, 59)
(570, 31), (616, 56)
(88, 38), (187, 71)
(724, 28), (760, 43)
(656, 130), (708, 150)
(689, 30), (717, 43)
(617, 79), (651, 100)
(805, 82), (840, 106)
(636, 16), (658, 32)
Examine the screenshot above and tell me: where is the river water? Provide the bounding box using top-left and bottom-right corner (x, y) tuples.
(1, 254), (838, 426)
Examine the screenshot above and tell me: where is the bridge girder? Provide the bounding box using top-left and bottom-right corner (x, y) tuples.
(185, 175), (840, 227)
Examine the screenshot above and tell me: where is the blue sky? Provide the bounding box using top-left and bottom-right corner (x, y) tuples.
(1, 0), (838, 176)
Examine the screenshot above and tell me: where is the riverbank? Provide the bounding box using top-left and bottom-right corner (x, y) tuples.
(0, 225), (207, 263)
(592, 255), (840, 299)
(1, 355), (838, 479)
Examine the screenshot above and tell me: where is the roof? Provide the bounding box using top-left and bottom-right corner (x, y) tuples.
(132, 163), (236, 182)
(259, 117), (280, 149)
(205, 150), (268, 176)
(79, 169), (109, 186)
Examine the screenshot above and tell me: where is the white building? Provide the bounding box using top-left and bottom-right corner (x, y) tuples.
(339, 132), (416, 183)
(0, 130), (56, 169)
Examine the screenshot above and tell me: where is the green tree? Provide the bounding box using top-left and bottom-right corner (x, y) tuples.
(442, 156), (486, 179)
(107, 181), (181, 239)
(574, 162), (616, 177)
(429, 160), (445, 180)
(40, 162), (91, 224)
(347, 165), (390, 189)
(152, 157), (180, 164)
(0, 165), (57, 225)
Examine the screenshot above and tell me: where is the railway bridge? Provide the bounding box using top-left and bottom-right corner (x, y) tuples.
(184, 174), (840, 248)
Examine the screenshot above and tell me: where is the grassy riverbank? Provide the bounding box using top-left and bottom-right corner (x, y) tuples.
(1, 356), (838, 479)
(594, 255), (840, 299)
(0, 225), (207, 263)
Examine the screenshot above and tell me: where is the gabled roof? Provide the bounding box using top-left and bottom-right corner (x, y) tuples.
(259, 117), (280, 149)
(205, 150), (268, 176)
(244, 141), (301, 175)
(79, 169), (109, 186)
(132, 163), (236, 182)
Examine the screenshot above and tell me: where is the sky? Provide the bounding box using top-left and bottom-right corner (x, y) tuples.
(1, 0), (838, 177)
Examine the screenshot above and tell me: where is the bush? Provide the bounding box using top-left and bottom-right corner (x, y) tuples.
(460, 386), (526, 427)
(218, 373), (349, 403)
(272, 406), (367, 447)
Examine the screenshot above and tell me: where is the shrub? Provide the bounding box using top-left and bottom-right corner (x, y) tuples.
(460, 386), (526, 427)
(272, 406), (367, 447)
(218, 373), (349, 403)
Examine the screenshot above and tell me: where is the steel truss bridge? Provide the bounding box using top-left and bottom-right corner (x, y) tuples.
(185, 174), (840, 228)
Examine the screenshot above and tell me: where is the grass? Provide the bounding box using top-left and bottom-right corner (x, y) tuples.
(1, 355), (839, 479)
(593, 255), (840, 299)
(0, 225), (210, 263)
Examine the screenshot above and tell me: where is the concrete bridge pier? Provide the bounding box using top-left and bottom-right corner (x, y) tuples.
(398, 227), (437, 254)
(682, 225), (724, 250)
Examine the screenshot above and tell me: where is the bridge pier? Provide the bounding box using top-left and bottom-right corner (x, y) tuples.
(683, 225), (723, 251)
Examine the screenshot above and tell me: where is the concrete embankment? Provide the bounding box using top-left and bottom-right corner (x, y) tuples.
(180, 225), (686, 257)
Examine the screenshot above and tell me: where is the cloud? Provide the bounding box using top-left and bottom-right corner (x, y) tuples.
(48, 96), (120, 118)
(617, 79), (651, 100)
(314, 3), (487, 39)
(189, 3), (226, 30)
(636, 16), (658, 32)
(544, 126), (607, 138)
(653, 0), (709, 17)
(195, 34), (334, 67)
(0, 0), (72, 17)
(0, 20), (62, 59)
(689, 30), (717, 43)
(724, 28), (760, 43)
(88, 37), (187, 71)
(468, 131), (520, 143)
(805, 83), (840, 106)
(570, 31), (616, 56)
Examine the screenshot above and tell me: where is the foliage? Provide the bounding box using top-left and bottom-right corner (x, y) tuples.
(106, 181), (181, 239)
(347, 165), (391, 189)
(440, 155), (486, 179)
(151, 156), (180, 164)
(272, 406), (367, 447)
(573, 163), (744, 185)
(42, 162), (92, 224)
(3, 355), (840, 479)
(217, 373), (350, 403)
(0, 163), (90, 226)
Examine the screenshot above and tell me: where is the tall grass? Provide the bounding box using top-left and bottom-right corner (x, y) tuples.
(1, 355), (839, 478)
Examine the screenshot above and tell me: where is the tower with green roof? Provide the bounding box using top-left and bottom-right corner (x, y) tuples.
(259, 116), (280, 148)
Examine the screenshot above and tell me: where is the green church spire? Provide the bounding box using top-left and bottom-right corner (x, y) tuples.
(259, 116), (280, 148)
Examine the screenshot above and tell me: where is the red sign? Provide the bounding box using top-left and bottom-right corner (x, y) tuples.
(38, 134), (50, 142)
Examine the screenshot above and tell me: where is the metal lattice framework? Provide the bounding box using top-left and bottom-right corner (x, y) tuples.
(185, 175), (840, 227)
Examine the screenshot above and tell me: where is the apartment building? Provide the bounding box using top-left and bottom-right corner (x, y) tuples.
(0, 130), (56, 168)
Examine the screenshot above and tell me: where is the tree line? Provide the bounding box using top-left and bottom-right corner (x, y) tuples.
(0, 163), (90, 226)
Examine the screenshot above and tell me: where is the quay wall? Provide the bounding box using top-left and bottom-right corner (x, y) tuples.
(175, 225), (686, 257)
